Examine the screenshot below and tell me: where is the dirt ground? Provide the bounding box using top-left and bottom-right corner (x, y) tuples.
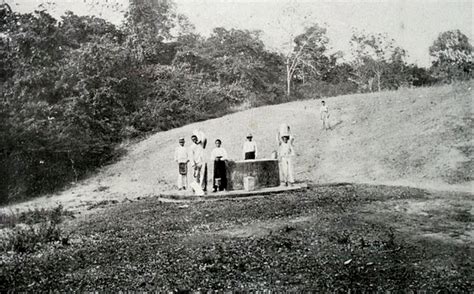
(2, 184), (472, 291)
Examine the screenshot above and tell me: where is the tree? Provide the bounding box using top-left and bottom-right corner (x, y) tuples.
(124, 0), (192, 64)
(0, 1), (287, 202)
(285, 23), (331, 97)
(404, 64), (436, 87)
(174, 27), (284, 106)
(383, 47), (412, 89)
(429, 30), (473, 82)
(350, 30), (408, 92)
(0, 9), (136, 201)
(59, 11), (125, 48)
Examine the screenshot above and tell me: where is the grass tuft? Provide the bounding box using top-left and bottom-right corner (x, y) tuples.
(0, 205), (72, 253)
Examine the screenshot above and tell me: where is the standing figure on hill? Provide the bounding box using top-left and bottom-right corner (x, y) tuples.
(190, 130), (208, 192)
(242, 133), (258, 160)
(278, 135), (295, 186)
(320, 100), (330, 130)
(210, 139), (228, 192)
(174, 137), (189, 190)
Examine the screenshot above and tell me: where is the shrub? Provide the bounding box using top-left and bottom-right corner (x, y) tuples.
(0, 205), (72, 253)
(1, 222), (64, 253)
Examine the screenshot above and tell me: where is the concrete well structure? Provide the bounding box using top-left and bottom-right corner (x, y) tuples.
(226, 159), (280, 191)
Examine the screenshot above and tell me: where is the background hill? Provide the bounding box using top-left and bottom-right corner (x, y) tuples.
(4, 82), (473, 212)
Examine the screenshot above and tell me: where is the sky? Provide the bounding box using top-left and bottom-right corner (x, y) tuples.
(9, 0), (473, 67)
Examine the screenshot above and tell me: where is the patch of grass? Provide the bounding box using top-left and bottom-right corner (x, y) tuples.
(0, 205), (72, 254)
(443, 160), (474, 184)
(87, 199), (119, 210)
(450, 209), (472, 223)
(0, 221), (67, 253)
(0, 205), (74, 229)
(1, 185), (471, 291)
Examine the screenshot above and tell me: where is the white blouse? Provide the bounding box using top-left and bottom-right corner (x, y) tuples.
(210, 147), (228, 161)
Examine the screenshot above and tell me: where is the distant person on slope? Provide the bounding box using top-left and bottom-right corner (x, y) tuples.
(210, 139), (228, 192)
(174, 137), (189, 190)
(242, 133), (258, 160)
(320, 100), (330, 130)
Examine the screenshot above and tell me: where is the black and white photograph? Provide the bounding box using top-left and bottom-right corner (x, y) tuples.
(1, 0), (472, 291)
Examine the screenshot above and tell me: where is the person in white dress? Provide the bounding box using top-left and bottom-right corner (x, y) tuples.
(278, 135), (295, 186)
(173, 137), (189, 190)
(190, 130), (208, 192)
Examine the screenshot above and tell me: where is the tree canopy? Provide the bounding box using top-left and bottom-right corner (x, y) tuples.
(349, 30), (410, 92)
(429, 30), (473, 82)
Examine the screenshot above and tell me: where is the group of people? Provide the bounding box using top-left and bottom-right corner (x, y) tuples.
(173, 100), (330, 194)
(174, 125), (296, 194)
(173, 130), (210, 193)
(174, 130), (229, 193)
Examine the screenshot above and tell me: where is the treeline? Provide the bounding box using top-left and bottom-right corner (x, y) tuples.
(0, 1), (472, 203)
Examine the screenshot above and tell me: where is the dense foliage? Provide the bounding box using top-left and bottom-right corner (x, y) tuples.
(0, 6), (284, 203)
(0, 2), (472, 203)
(429, 30), (473, 82)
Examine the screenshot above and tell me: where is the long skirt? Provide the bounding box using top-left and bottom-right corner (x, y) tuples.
(193, 163), (208, 192)
(178, 163), (187, 175)
(213, 160), (227, 191)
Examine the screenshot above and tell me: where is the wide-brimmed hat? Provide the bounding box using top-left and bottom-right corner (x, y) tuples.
(179, 137), (185, 142)
(246, 133), (253, 138)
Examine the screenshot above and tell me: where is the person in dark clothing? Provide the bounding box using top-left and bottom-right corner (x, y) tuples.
(210, 139), (228, 192)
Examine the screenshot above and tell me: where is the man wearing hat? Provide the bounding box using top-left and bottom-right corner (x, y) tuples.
(174, 137), (189, 190)
(242, 133), (258, 160)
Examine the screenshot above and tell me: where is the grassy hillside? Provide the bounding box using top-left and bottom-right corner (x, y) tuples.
(3, 81), (473, 211)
